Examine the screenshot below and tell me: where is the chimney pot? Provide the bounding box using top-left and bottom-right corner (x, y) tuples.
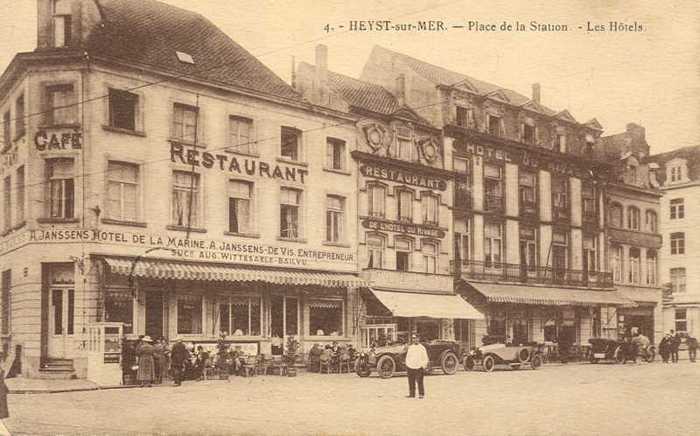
(532, 83), (541, 104)
(396, 74), (406, 106)
(314, 44), (329, 104)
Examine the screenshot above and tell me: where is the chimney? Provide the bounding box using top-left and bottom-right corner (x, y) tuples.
(532, 83), (541, 104)
(314, 44), (329, 104)
(36, 0), (94, 49)
(395, 74), (406, 106)
(626, 123), (646, 140)
(36, 0), (54, 49)
(290, 56), (296, 90)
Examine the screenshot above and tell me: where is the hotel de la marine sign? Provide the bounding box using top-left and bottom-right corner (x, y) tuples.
(0, 0), (662, 380)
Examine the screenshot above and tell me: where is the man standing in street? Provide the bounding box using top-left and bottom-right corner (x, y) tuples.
(686, 335), (697, 363)
(405, 334), (429, 399)
(170, 336), (189, 386)
(670, 330), (681, 363)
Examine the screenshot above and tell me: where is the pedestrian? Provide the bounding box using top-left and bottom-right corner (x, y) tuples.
(659, 333), (671, 363)
(0, 369), (9, 422)
(136, 336), (155, 387)
(405, 334), (429, 399)
(170, 336), (189, 386)
(670, 330), (681, 363)
(153, 338), (167, 384)
(195, 346), (210, 381)
(687, 335), (698, 363)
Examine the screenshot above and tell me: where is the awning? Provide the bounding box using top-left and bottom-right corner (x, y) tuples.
(617, 286), (662, 305)
(463, 281), (635, 307)
(368, 288), (484, 320)
(102, 257), (366, 288)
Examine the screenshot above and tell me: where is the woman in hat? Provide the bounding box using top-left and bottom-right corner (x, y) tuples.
(136, 336), (156, 387)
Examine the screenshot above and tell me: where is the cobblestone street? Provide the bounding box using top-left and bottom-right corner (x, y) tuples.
(5, 362), (699, 436)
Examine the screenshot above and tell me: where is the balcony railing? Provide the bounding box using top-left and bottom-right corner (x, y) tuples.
(457, 260), (613, 288)
(520, 200), (537, 216)
(484, 194), (503, 212)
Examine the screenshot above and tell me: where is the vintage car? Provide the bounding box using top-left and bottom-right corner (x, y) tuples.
(588, 337), (655, 363)
(463, 341), (543, 372)
(355, 340), (461, 378)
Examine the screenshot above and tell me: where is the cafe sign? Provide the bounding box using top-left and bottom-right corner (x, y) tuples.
(359, 164), (447, 191)
(35, 129), (82, 151)
(361, 218), (446, 239)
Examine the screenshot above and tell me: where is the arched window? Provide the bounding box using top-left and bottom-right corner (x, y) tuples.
(627, 206), (640, 231)
(367, 183), (386, 218)
(609, 203), (623, 228)
(646, 250), (657, 285)
(645, 210), (657, 233)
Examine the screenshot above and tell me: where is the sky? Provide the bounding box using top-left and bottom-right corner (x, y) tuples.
(0, 0), (698, 154)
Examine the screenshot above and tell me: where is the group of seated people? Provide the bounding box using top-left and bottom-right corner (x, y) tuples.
(306, 341), (357, 372)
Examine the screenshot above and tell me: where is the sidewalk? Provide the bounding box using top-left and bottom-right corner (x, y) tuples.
(7, 377), (100, 394)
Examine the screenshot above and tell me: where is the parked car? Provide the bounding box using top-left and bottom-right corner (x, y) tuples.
(588, 337), (655, 364)
(355, 340), (461, 378)
(463, 340), (543, 372)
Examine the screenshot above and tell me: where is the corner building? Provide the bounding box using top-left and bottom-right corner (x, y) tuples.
(0, 0), (363, 378)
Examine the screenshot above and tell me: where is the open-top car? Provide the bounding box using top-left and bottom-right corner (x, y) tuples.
(463, 339), (543, 372)
(588, 337), (655, 364)
(355, 340), (461, 378)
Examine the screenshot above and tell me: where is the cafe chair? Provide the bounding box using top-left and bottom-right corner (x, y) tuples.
(319, 350), (333, 374)
(270, 355), (288, 376)
(338, 350), (352, 373)
(257, 354), (272, 375)
(241, 355), (257, 377)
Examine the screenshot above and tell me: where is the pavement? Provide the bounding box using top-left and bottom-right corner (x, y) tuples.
(4, 361), (699, 436)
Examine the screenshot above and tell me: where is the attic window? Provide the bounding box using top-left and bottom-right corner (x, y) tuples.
(176, 51), (195, 65)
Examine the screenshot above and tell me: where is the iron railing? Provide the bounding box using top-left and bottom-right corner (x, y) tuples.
(484, 194), (503, 212)
(457, 260), (613, 288)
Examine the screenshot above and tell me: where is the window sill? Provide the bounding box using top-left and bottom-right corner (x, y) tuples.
(323, 167), (351, 176)
(168, 138), (207, 148)
(277, 237), (307, 244)
(323, 241), (350, 248)
(102, 125), (146, 137)
(166, 225), (207, 233)
(224, 231), (260, 239)
(224, 149), (260, 158)
(37, 217), (80, 224)
(101, 218), (148, 228)
(38, 123), (81, 130)
(276, 157), (308, 167)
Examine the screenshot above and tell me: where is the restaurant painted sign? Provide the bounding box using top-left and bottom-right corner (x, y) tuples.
(359, 164), (447, 191)
(361, 218), (446, 239)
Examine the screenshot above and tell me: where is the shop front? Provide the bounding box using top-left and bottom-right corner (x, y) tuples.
(616, 286), (662, 343)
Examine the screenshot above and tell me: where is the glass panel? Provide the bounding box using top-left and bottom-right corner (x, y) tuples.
(285, 297), (298, 335)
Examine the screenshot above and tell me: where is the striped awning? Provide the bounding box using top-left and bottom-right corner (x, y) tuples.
(463, 281), (635, 307)
(102, 257), (365, 288)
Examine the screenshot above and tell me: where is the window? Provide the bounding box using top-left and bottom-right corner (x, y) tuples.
(582, 183), (596, 220)
(422, 242), (438, 274)
(16, 166), (24, 224)
(367, 235), (384, 268)
(552, 231), (568, 280)
(172, 103), (198, 143)
(53, 0), (72, 47)
(397, 189), (413, 222)
(628, 248), (641, 284)
(395, 238), (412, 272)
(675, 309), (687, 333)
(612, 245), (623, 282)
(609, 202), (623, 228)
(396, 126), (413, 160)
(455, 106), (473, 128)
(670, 166), (683, 183)
(46, 84), (77, 125)
(1, 270), (10, 335)
(171, 171), (200, 227)
(219, 296), (261, 336)
(2, 177), (10, 231)
(484, 164), (503, 212)
(368, 184), (386, 218)
(15, 95), (24, 139)
(523, 124), (536, 144)
(106, 162), (139, 222)
(454, 157), (471, 209)
(487, 114), (502, 137)
(519, 226), (537, 272)
(326, 195), (344, 243)
(583, 235), (596, 272)
(177, 295), (203, 335)
(309, 300), (343, 336)
(280, 126), (301, 161)
(421, 193), (439, 225)
(228, 180), (252, 234)
(518, 171), (537, 214)
(670, 232), (685, 255)
(670, 268), (686, 294)
(484, 222), (502, 267)
(280, 188), (302, 239)
(670, 198), (684, 219)
(2, 111), (9, 149)
(454, 157), (470, 174)
(557, 134), (567, 153)
(642, 210), (657, 233)
(456, 219), (471, 263)
(551, 177), (569, 219)
(627, 206), (640, 231)
(108, 89), (137, 131)
(326, 138), (345, 170)
(104, 290), (133, 334)
(46, 158), (74, 219)
(646, 251), (657, 285)
(228, 116), (254, 154)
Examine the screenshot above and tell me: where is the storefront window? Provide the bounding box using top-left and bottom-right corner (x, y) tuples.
(177, 295), (203, 335)
(309, 300), (343, 336)
(104, 291), (133, 334)
(219, 296), (261, 336)
(488, 312), (506, 337)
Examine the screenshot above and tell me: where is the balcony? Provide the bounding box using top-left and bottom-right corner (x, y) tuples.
(457, 260), (613, 289)
(552, 206), (569, 221)
(484, 194), (503, 213)
(360, 268), (454, 294)
(608, 227), (662, 249)
(520, 200), (538, 217)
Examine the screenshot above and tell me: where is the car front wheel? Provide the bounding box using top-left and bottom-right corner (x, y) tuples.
(376, 355), (395, 379)
(463, 356), (475, 371)
(441, 352), (458, 375)
(482, 355), (496, 372)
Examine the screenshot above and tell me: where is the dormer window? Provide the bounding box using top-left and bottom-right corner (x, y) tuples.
(523, 124), (536, 145)
(53, 0), (72, 47)
(487, 114), (502, 137)
(557, 134), (567, 153)
(455, 106), (473, 128)
(670, 165), (682, 183)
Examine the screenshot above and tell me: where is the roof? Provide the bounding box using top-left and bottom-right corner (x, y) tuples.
(370, 46), (562, 118)
(648, 145), (700, 184)
(86, 0), (301, 101)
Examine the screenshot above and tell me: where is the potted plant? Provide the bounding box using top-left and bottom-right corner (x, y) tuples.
(215, 333), (231, 380)
(284, 336), (300, 377)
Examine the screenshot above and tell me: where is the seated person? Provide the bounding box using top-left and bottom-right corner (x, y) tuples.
(233, 329), (244, 336)
(231, 346), (246, 375)
(195, 346), (210, 380)
(307, 344), (322, 372)
(316, 329), (325, 336)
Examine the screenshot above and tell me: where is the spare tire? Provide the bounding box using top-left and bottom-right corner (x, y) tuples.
(517, 348), (531, 363)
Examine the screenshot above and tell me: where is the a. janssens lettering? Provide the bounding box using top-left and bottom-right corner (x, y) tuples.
(170, 143), (307, 184)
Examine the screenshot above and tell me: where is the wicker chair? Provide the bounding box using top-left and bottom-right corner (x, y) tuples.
(319, 350), (333, 374)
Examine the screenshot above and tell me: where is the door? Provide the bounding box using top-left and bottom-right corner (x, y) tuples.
(145, 291), (164, 339)
(48, 288), (74, 358)
(552, 245), (567, 282)
(270, 296), (298, 355)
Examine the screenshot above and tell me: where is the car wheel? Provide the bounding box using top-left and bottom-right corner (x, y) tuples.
(531, 354), (543, 369)
(376, 355), (395, 379)
(614, 346), (625, 364)
(355, 361), (371, 377)
(517, 348), (531, 363)
(482, 355), (496, 372)
(463, 356), (475, 371)
(441, 352), (458, 375)
(646, 349), (656, 363)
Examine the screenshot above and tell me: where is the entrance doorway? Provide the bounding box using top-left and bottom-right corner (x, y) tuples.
(270, 295), (298, 355)
(145, 291), (164, 339)
(48, 287), (74, 358)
